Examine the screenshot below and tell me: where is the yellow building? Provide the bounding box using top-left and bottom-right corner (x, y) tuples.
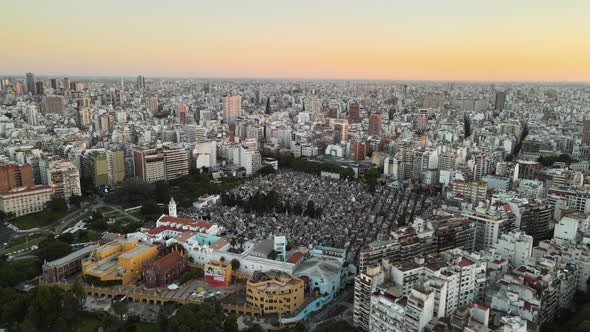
(82, 239), (158, 285)
(204, 261), (232, 286)
(246, 270), (305, 316)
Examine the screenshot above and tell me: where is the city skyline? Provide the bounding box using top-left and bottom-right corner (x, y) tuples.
(1, 0), (589, 81)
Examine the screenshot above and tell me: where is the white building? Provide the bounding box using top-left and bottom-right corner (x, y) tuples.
(0, 185), (52, 217)
(495, 231), (533, 268)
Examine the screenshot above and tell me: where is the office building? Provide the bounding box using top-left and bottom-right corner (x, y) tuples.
(44, 96), (65, 114)
(46, 160), (82, 199)
(25, 72), (35, 95)
(0, 164), (34, 192)
(494, 91), (506, 111)
(35, 81), (44, 95)
(145, 95), (159, 114)
(349, 102), (361, 123)
(223, 95), (242, 126)
(368, 113), (382, 136)
(136, 75), (145, 89)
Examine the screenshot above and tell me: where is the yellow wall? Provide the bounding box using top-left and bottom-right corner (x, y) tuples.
(83, 239), (157, 285)
(246, 273), (305, 315)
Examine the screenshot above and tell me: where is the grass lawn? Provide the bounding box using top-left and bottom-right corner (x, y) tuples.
(13, 209), (71, 230)
(0, 235), (47, 255)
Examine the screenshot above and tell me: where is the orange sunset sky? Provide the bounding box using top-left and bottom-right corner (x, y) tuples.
(1, 0), (589, 81)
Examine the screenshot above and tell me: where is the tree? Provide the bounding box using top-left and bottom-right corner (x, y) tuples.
(154, 181), (171, 203)
(68, 195), (82, 208)
(230, 258), (240, 271)
(224, 314), (239, 332)
(245, 324), (264, 332)
(47, 196), (67, 213)
(267, 250), (278, 260)
(113, 300), (128, 321)
(72, 279), (87, 307)
(35, 237), (71, 262)
(220, 256), (226, 263)
(363, 167), (382, 193)
(141, 200), (161, 221)
(294, 321), (306, 332)
(258, 165), (276, 176)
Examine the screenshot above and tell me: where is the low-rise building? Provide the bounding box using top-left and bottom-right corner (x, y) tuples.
(142, 250), (187, 288)
(0, 185), (52, 217)
(246, 270), (305, 316)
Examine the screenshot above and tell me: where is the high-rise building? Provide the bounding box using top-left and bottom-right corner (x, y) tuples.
(46, 160), (82, 199)
(27, 105), (39, 126)
(133, 148), (166, 183)
(0, 164), (34, 193)
(50, 78), (58, 90)
(368, 113), (382, 136)
(133, 145), (189, 182)
(349, 102), (361, 123)
(25, 72), (35, 95)
(494, 231), (533, 268)
(106, 150), (126, 185)
(35, 81), (44, 95)
(136, 75), (145, 90)
(162, 144), (189, 180)
(223, 95), (242, 126)
(44, 96), (65, 114)
(582, 119), (590, 145)
(78, 107), (91, 129)
(352, 141), (367, 161)
(494, 91), (506, 111)
(462, 203), (515, 251)
(333, 119), (349, 143)
(82, 151), (109, 188)
(145, 95), (159, 114)
(63, 77), (71, 90)
(183, 125), (207, 143)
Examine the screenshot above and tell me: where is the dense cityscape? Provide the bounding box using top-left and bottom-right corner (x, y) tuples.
(0, 75), (589, 332)
(2, 1), (590, 331)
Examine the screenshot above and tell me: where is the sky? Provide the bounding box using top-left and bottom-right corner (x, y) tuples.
(1, 0), (589, 81)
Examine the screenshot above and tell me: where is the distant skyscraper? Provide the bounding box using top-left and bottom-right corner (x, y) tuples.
(494, 91), (506, 111)
(63, 78), (71, 90)
(349, 102), (361, 123)
(333, 119), (349, 143)
(137, 75), (145, 90)
(145, 95), (159, 114)
(28, 105), (39, 126)
(352, 140), (367, 161)
(50, 78), (57, 90)
(25, 73), (35, 95)
(583, 119), (590, 145)
(224, 95), (242, 126)
(35, 81), (44, 95)
(78, 107), (91, 129)
(44, 96), (65, 114)
(368, 113), (382, 136)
